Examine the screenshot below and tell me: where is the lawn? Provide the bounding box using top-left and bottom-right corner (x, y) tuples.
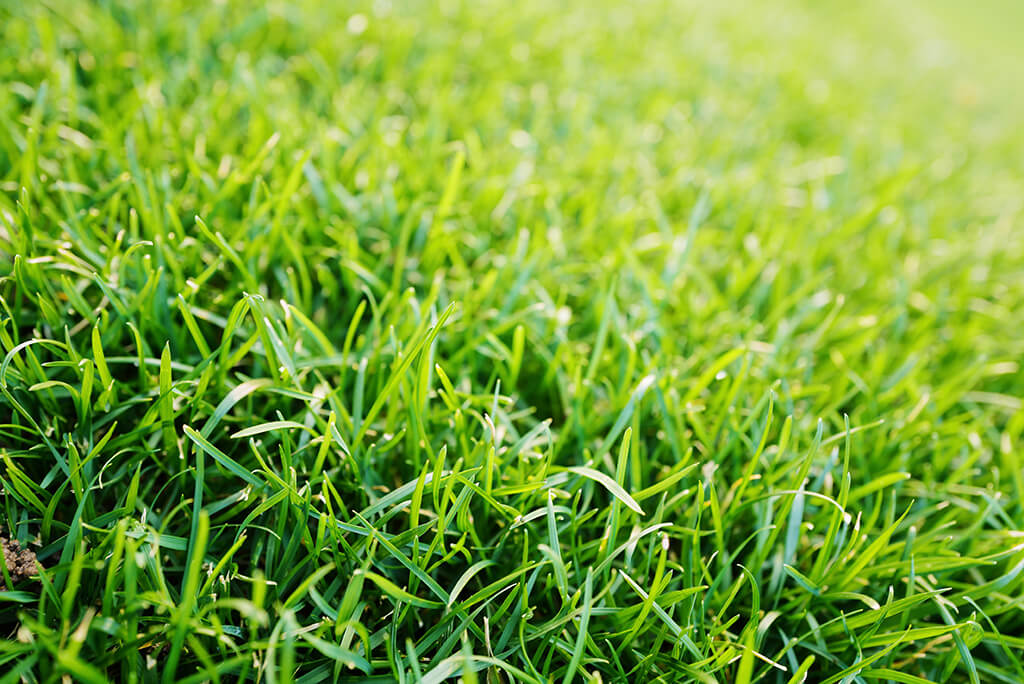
(1, 0), (1023, 682)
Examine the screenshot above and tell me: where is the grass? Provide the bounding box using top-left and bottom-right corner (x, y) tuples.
(1, 0), (1023, 681)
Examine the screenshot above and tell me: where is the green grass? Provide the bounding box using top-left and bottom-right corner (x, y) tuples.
(1, 0), (1023, 681)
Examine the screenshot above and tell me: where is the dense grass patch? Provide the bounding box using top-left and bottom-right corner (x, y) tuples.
(1, 1), (1023, 681)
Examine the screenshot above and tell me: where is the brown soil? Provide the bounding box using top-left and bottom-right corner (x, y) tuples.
(2, 529), (37, 582)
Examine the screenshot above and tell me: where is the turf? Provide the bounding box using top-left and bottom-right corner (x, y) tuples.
(1, 0), (1023, 682)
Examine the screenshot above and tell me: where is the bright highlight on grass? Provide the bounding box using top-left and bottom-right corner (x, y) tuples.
(1, 0), (1023, 682)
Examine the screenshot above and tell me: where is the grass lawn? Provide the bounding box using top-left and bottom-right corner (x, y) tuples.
(1, 0), (1023, 681)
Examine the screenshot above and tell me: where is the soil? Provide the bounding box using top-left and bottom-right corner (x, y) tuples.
(1, 529), (37, 582)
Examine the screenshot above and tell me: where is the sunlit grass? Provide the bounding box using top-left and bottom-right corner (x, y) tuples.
(1, 0), (1022, 681)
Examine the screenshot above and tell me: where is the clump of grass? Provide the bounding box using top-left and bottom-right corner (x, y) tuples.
(1, 0), (1023, 681)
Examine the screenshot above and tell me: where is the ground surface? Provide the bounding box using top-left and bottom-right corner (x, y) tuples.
(1, 1), (1023, 682)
